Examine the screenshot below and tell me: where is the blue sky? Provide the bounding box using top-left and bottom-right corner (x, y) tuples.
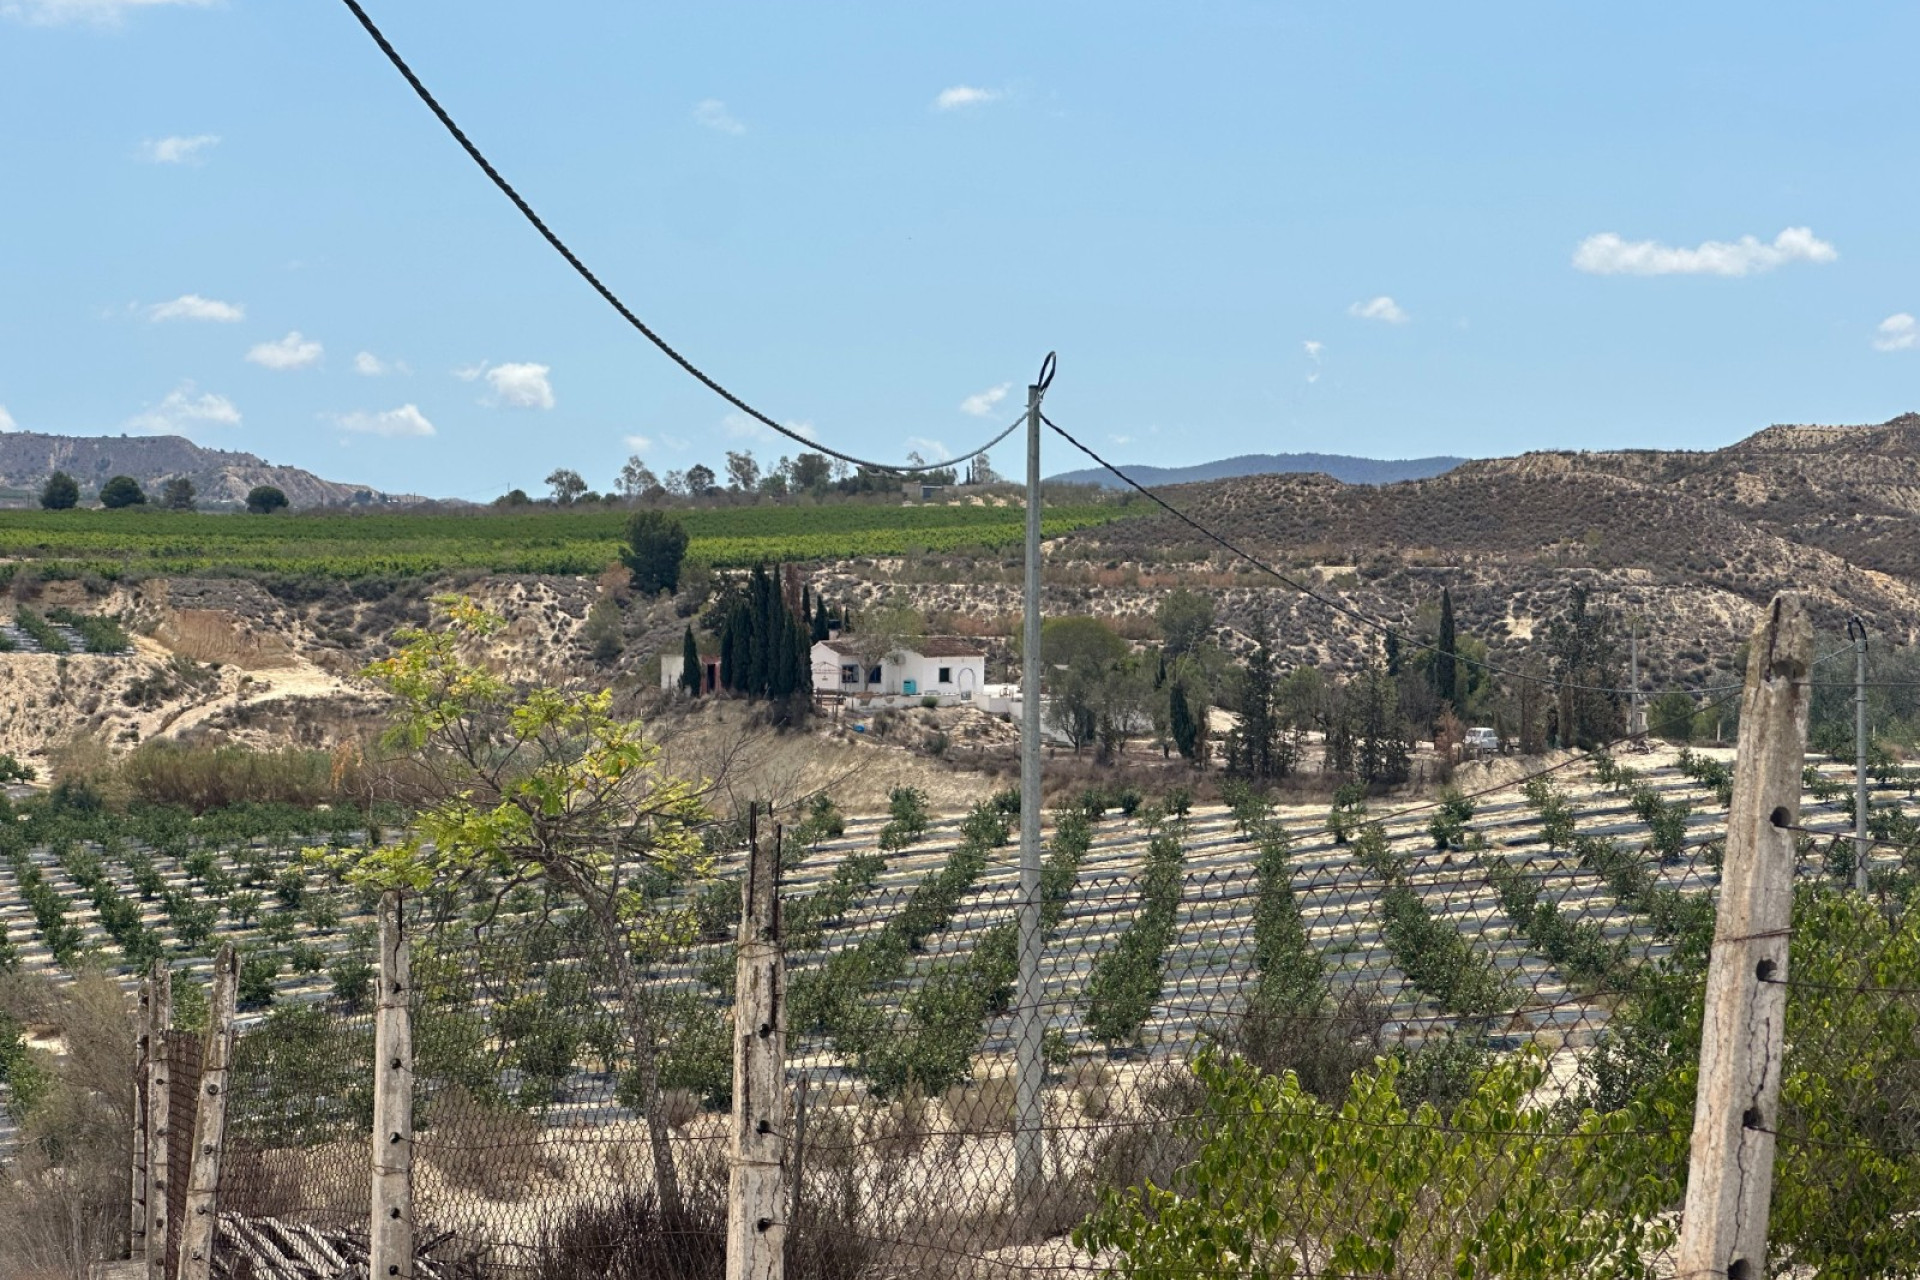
(1, 1), (1915, 499)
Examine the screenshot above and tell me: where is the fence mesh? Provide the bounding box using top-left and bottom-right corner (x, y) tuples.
(188, 743), (1920, 1278)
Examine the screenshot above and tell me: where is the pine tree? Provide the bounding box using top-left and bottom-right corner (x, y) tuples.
(1434, 588), (1458, 711)
(680, 626), (702, 696)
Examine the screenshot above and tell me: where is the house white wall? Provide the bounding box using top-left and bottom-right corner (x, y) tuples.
(811, 641), (987, 705)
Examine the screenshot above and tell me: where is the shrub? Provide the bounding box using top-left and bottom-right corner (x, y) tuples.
(12, 606), (69, 654)
(1427, 786), (1475, 849)
(1076, 1050), (1670, 1279)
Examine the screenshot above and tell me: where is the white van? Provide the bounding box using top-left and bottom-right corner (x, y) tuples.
(1463, 727), (1501, 755)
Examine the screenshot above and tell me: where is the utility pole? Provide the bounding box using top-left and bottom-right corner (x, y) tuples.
(1850, 616), (1869, 892)
(1628, 618), (1644, 740)
(1012, 352), (1056, 1204)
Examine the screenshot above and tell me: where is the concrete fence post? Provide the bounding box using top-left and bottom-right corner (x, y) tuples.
(371, 890), (414, 1280)
(177, 947), (238, 1280)
(1675, 594), (1811, 1280)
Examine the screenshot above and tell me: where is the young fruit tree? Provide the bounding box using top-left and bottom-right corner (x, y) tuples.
(326, 598), (715, 1215)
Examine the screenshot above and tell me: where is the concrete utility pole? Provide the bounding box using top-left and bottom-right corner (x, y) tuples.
(1012, 352), (1056, 1204)
(1675, 594), (1810, 1280)
(1850, 615), (1870, 892)
(1628, 620), (1644, 739)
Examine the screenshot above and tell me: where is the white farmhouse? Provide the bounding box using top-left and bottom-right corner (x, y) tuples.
(810, 637), (987, 706)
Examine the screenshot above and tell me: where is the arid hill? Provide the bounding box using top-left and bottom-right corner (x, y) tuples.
(1045, 414), (1920, 681)
(0, 431), (412, 508)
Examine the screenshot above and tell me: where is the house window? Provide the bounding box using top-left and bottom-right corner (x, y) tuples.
(868, 666), (882, 684)
(937, 667), (952, 684)
(840, 665), (858, 684)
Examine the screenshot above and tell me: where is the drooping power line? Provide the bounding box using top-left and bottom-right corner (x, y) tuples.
(335, 0), (1019, 476)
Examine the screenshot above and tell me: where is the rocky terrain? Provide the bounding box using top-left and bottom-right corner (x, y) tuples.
(0, 431), (416, 508)
(850, 413), (1920, 685)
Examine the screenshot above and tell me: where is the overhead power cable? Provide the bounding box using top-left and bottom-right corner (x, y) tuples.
(336, 0), (1017, 476)
(1042, 411), (1852, 700)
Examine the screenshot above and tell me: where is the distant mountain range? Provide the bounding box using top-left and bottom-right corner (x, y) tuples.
(1046, 452), (1467, 489)
(0, 432), (412, 509)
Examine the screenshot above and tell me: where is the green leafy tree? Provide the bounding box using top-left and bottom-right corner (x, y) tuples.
(545, 467), (588, 505)
(619, 509), (689, 595)
(1155, 588), (1216, 658)
(327, 598), (713, 1215)
(160, 476), (196, 510)
(245, 485), (288, 514)
(1648, 689), (1696, 743)
(99, 475), (146, 508)
(39, 471), (79, 510)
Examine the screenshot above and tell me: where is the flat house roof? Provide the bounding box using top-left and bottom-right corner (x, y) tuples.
(816, 636), (987, 659)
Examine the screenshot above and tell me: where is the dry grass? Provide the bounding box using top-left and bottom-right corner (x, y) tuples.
(418, 1084), (563, 1201)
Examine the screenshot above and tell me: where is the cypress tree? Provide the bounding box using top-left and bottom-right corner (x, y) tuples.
(719, 615), (737, 691)
(812, 596), (831, 642)
(1170, 682), (1199, 762)
(801, 583), (813, 631)
(680, 626), (702, 696)
(747, 565), (773, 697)
(1435, 588), (1458, 711)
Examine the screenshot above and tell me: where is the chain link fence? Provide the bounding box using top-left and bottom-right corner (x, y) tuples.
(172, 736), (1920, 1278)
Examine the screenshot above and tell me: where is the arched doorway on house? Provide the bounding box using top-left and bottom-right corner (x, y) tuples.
(958, 666), (976, 701)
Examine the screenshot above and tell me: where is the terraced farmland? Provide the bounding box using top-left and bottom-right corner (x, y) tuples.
(2, 744), (1903, 1136)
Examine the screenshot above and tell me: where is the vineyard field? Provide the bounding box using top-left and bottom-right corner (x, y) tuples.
(0, 499), (1129, 580)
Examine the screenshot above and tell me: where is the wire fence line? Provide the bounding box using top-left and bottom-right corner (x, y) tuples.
(99, 715), (1912, 1277)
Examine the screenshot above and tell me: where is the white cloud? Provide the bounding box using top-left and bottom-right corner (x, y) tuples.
(125, 381), (241, 435)
(1303, 339), (1325, 383)
(147, 293), (243, 323)
(934, 85), (1000, 111)
(245, 330), (323, 371)
(623, 434), (653, 452)
(353, 351), (407, 376)
(484, 362), (554, 410)
(3, 0), (213, 26)
(1873, 313), (1918, 353)
(905, 436), (951, 461)
(693, 99), (745, 135)
(140, 133), (218, 164)
(1573, 226), (1838, 277)
(453, 362), (487, 381)
(1348, 296), (1409, 324)
(333, 404), (435, 438)
(959, 382), (1011, 417)
(0, 404), (16, 432)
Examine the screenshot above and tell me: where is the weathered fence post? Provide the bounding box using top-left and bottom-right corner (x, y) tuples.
(371, 890), (414, 1280)
(131, 970), (154, 1265)
(145, 964), (173, 1280)
(177, 947), (238, 1280)
(727, 808), (786, 1280)
(1676, 594), (1810, 1280)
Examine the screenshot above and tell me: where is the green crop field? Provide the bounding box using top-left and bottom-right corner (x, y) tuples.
(0, 499), (1131, 581)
